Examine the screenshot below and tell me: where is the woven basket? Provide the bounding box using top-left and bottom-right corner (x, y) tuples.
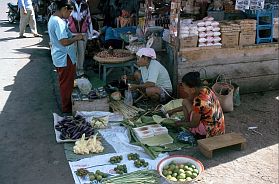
(93, 49), (136, 64)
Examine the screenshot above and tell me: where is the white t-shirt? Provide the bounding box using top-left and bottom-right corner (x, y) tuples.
(140, 60), (172, 91)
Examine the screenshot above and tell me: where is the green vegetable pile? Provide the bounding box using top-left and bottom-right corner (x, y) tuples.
(127, 153), (140, 160)
(102, 170), (160, 184)
(134, 159), (149, 168)
(109, 155), (123, 164)
(88, 170), (108, 182)
(162, 161), (199, 182)
(75, 168), (89, 177)
(114, 164), (128, 174)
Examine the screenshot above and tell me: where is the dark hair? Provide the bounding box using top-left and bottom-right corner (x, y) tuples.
(55, 0), (73, 10)
(182, 71), (201, 88)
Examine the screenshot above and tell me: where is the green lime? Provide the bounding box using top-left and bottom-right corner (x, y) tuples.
(162, 170), (168, 176)
(178, 173), (186, 179)
(191, 172), (198, 179)
(178, 169), (185, 174)
(190, 164), (196, 169)
(185, 170), (192, 177)
(186, 177), (192, 181)
(193, 168), (199, 174)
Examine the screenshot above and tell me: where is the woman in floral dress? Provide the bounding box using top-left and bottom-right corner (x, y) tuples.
(168, 72), (225, 138)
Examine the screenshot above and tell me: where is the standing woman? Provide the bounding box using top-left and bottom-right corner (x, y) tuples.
(18, 0), (42, 38)
(48, 0), (84, 113)
(167, 72), (225, 138)
(68, 0), (97, 78)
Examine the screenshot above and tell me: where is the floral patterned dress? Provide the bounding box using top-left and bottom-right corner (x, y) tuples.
(190, 87), (225, 137)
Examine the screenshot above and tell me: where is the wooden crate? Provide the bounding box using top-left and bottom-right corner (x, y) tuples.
(72, 97), (109, 114)
(239, 31), (256, 46)
(221, 32), (239, 48)
(180, 36), (198, 49)
(197, 132), (247, 158)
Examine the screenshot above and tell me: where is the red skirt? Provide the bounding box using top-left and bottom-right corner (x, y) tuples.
(56, 56), (76, 113)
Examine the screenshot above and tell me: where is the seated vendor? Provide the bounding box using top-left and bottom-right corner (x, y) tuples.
(167, 72), (225, 138)
(122, 48), (173, 103)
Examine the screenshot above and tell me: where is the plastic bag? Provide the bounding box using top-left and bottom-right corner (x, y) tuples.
(124, 90), (133, 106)
(76, 78), (92, 94)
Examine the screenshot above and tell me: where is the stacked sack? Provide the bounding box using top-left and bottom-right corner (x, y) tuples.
(180, 19), (198, 38)
(179, 19), (199, 49)
(197, 16), (222, 47)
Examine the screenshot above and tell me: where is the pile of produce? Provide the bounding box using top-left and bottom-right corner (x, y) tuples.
(90, 116), (108, 129)
(75, 168), (109, 182)
(127, 153), (140, 160)
(161, 161), (199, 182)
(88, 170), (108, 182)
(55, 115), (94, 140)
(102, 170), (160, 184)
(134, 159), (149, 168)
(113, 164), (127, 174)
(75, 168), (89, 177)
(109, 155), (123, 164)
(110, 100), (144, 119)
(95, 49), (132, 59)
(73, 133), (104, 155)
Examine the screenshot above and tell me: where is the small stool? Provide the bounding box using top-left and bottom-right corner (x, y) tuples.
(97, 59), (136, 83)
(197, 132), (247, 158)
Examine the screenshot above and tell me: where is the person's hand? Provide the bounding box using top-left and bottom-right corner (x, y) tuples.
(23, 9), (27, 15)
(75, 34), (85, 41)
(128, 84), (138, 91)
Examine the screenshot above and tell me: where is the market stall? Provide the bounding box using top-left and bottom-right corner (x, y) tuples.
(51, 0), (278, 183)
(166, 0), (279, 95)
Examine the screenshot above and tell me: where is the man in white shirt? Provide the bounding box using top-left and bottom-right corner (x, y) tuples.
(18, 0), (41, 38)
(123, 48), (173, 103)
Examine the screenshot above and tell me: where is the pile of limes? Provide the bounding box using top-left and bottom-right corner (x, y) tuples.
(88, 170), (108, 182)
(162, 161), (199, 182)
(109, 155), (123, 164)
(134, 159), (149, 168)
(114, 164), (128, 174)
(127, 153), (140, 160)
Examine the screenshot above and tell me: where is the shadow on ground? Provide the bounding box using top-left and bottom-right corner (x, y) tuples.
(0, 19), (74, 184)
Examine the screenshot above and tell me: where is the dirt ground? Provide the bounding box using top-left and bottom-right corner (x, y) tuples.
(172, 90), (279, 184)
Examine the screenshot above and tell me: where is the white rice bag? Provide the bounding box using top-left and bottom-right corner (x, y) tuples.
(213, 36), (221, 42)
(207, 37), (214, 43)
(206, 26), (214, 31)
(199, 38), (207, 43)
(211, 21), (220, 27)
(206, 31), (214, 37)
(198, 32), (207, 38)
(205, 21), (212, 26)
(198, 27), (206, 32)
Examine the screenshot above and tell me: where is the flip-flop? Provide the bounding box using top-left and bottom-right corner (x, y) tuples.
(33, 34), (43, 37)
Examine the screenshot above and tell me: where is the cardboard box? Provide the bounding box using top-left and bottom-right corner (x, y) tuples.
(239, 31), (256, 46)
(72, 97), (109, 114)
(221, 32), (239, 48)
(180, 36), (198, 48)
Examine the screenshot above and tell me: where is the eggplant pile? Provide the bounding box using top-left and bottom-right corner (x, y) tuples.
(55, 115), (94, 140)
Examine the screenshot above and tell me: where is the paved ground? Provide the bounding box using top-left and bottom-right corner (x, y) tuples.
(0, 1), (278, 184)
(0, 1), (73, 183)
